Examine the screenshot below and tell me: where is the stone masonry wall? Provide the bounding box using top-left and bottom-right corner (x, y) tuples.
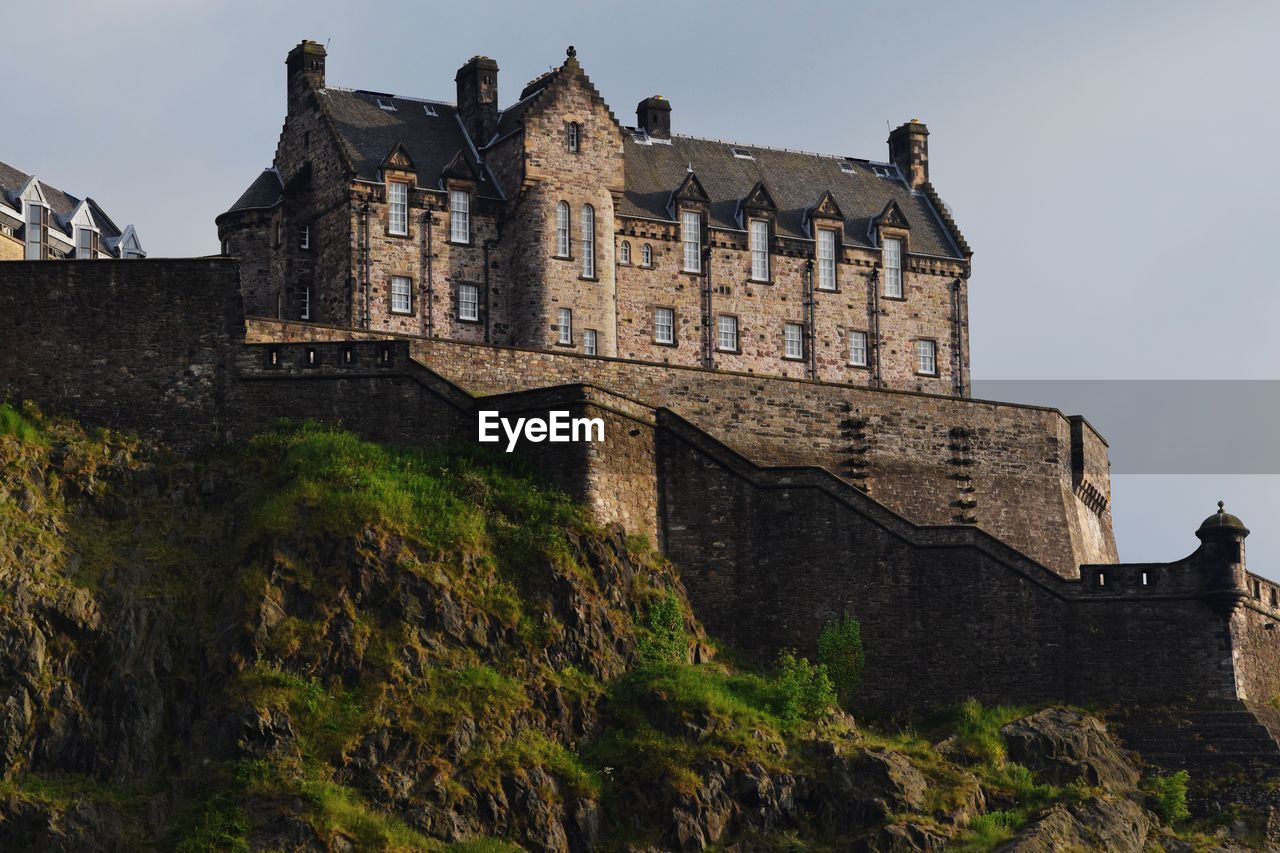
(248, 319), (1114, 577)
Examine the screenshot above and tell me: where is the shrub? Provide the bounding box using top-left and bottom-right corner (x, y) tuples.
(1152, 770), (1190, 824)
(635, 591), (688, 666)
(817, 612), (864, 703)
(773, 650), (836, 726)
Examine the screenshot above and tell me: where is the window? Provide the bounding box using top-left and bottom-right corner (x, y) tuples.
(558, 308), (573, 345)
(388, 181), (409, 236)
(883, 237), (902, 297)
(555, 201), (570, 257)
(717, 315), (738, 351)
(784, 323), (804, 359)
(681, 210), (701, 272)
(641, 243), (653, 267)
(817, 229), (837, 290)
(839, 160), (856, 174)
(24, 203), (45, 260)
(299, 225), (310, 249)
(301, 285), (311, 320)
(390, 275), (412, 313)
(423, 104), (438, 117)
(450, 189), (469, 243)
(583, 329), (598, 355)
(458, 283), (479, 321)
(376, 97), (397, 111)
(619, 240), (631, 264)
(749, 219), (769, 280)
(730, 147), (754, 159)
(916, 339), (937, 375)
(848, 330), (868, 367)
(654, 307), (674, 344)
(76, 228), (98, 260)
(567, 122), (581, 153)
(581, 204), (595, 278)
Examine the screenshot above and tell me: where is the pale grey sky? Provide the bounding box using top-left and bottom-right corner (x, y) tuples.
(6, 0), (1279, 572)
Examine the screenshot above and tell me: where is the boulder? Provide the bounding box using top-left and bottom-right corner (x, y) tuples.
(999, 794), (1153, 852)
(1000, 708), (1140, 790)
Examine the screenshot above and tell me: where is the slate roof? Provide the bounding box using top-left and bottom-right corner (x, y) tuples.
(320, 89), (502, 199)
(0, 159), (126, 242)
(620, 134), (963, 258)
(223, 168), (283, 214)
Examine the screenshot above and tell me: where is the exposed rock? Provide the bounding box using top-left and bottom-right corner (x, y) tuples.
(1000, 707), (1140, 790)
(999, 794), (1153, 852)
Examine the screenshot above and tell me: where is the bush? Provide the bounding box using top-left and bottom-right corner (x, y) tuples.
(817, 612), (864, 703)
(773, 650), (836, 726)
(635, 591), (688, 666)
(1152, 770), (1190, 824)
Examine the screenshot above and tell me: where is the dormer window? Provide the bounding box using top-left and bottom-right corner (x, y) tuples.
(749, 219), (770, 281)
(75, 227), (99, 260)
(681, 210), (701, 273)
(376, 98), (397, 111)
(24, 202), (47, 260)
(450, 189), (470, 243)
(567, 122), (582, 153)
(388, 181), (409, 236)
(730, 147), (754, 160)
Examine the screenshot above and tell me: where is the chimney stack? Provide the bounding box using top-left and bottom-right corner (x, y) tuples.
(456, 56), (500, 145)
(887, 120), (929, 189)
(637, 96), (671, 139)
(286, 40), (326, 108)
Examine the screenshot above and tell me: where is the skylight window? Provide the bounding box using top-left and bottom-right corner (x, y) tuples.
(376, 98), (397, 111)
(871, 164), (900, 179)
(839, 161), (856, 174)
(730, 147), (754, 160)
(423, 104), (438, 117)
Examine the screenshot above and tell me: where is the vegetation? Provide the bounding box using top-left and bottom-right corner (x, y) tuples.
(634, 590), (688, 665)
(1151, 770), (1191, 825)
(817, 612), (864, 704)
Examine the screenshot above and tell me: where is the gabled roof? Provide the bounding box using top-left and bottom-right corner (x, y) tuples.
(620, 134), (965, 258)
(319, 89), (502, 198)
(0, 159), (132, 246)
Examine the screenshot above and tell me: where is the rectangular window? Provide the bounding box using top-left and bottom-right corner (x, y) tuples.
(458, 283), (479, 321)
(567, 122), (580, 153)
(583, 329), (598, 356)
(24, 204), (44, 260)
(301, 285), (311, 320)
(654, 307), (674, 344)
(581, 205), (595, 278)
(784, 322), (804, 359)
(681, 210), (701, 273)
(558, 308), (573, 345)
(388, 181), (408, 236)
(818, 229), (837, 290)
(299, 225), (310, 249)
(390, 275), (412, 313)
(450, 189), (470, 243)
(883, 237), (903, 297)
(717, 315), (738, 351)
(555, 202), (570, 257)
(750, 219), (769, 280)
(916, 339), (937, 375)
(848, 330), (868, 366)
(76, 228), (97, 260)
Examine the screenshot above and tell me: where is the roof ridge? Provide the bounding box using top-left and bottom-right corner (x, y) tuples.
(643, 130), (867, 163)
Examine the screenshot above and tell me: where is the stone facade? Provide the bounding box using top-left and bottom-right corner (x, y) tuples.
(217, 41), (971, 396)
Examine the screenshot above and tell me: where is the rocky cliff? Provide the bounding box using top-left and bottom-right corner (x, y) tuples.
(0, 404), (1265, 850)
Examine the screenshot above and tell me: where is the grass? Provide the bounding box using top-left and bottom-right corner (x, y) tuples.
(0, 401), (46, 445)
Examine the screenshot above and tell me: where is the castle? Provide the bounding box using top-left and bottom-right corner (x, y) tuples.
(3, 40), (1280, 786)
(217, 42), (970, 396)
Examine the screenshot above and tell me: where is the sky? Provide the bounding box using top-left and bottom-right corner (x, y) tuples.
(6, 0), (1279, 573)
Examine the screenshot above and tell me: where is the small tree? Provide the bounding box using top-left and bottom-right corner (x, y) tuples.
(635, 591), (688, 665)
(1152, 770), (1190, 824)
(818, 612), (865, 704)
(774, 650), (836, 725)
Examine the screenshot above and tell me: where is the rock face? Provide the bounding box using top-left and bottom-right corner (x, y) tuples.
(1000, 794), (1153, 852)
(1001, 707), (1141, 790)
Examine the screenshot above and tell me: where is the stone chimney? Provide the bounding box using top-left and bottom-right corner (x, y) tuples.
(887, 120), (929, 189)
(456, 56), (499, 145)
(286, 40), (326, 108)
(637, 96), (671, 139)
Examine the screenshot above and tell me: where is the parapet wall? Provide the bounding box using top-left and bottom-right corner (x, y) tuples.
(247, 318), (1117, 577)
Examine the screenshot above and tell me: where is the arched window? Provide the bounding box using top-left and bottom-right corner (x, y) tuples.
(555, 201), (570, 257)
(620, 240), (631, 264)
(641, 243), (652, 267)
(581, 204), (595, 278)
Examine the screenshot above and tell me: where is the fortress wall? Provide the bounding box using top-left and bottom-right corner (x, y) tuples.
(0, 259), (245, 447)
(1232, 594), (1280, 707)
(248, 318), (1115, 577)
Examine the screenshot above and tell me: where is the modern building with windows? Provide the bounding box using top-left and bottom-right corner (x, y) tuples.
(0, 161), (145, 262)
(217, 41), (972, 395)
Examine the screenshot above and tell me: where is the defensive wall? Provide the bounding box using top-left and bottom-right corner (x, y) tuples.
(2, 259), (1280, 719)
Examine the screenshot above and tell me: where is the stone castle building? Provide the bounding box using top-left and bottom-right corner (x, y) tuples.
(0, 161), (145, 261)
(217, 41), (972, 395)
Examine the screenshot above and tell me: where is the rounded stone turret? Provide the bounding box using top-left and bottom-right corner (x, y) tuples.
(1196, 500), (1250, 539)
(1195, 501), (1249, 606)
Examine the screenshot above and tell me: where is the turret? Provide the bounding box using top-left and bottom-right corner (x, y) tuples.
(1196, 501), (1250, 611)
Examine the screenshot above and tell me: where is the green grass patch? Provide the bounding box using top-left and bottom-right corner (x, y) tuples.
(0, 402), (46, 445)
